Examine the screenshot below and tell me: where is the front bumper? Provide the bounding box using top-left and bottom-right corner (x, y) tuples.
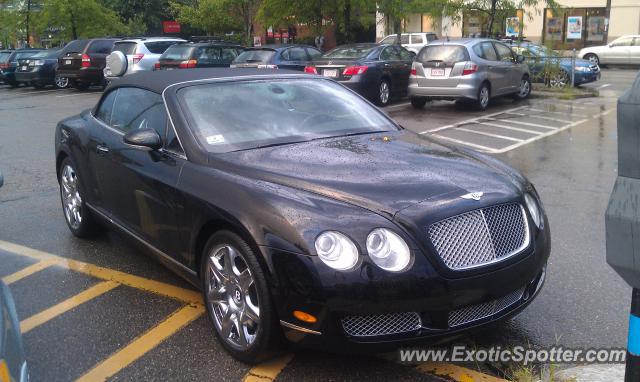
(574, 70), (600, 85)
(0, 69), (16, 84)
(264, 219), (550, 352)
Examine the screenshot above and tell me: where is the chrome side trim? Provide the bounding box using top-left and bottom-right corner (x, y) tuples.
(86, 203), (197, 277)
(279, 320), (322, 335)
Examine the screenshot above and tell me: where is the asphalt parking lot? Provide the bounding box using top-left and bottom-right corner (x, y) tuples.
(0, 68), (637, 381)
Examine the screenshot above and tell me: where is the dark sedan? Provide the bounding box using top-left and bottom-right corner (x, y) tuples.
(55, 68), (549, 363)
(304, 43), (414, 106)
(15, 48), (70, 89)
(230, 44), (322, 71)
(0, 48), (44, 87)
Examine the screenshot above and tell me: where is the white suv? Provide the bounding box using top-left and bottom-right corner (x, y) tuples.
(104, 37), (185, 79)
(379, 32), (438, 53)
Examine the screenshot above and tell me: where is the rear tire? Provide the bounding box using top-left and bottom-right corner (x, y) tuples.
(54, 75), (70, 89)
(374, 78), (391, 107)
(410, 97), (428, 109)
(58, 157), (101, 238)
(201, 231), (282, 364)
(475, 83), (490, 111)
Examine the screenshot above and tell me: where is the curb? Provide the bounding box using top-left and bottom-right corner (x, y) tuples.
(555, 364), (625, 381)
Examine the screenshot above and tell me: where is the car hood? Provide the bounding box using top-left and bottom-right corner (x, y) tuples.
(574, 58), (594, 67)
(214, 130), (525, 216)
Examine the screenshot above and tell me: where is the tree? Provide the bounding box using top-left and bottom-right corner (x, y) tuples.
(100, 0), (171, 34)
(35, 0), (130, 41)
(171, 0), (260, 45)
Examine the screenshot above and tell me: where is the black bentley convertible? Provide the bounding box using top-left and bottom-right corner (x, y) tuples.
(55, 68), (550, 362)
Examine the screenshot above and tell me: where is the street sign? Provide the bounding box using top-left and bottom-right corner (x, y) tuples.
(162, 21), (181, 34)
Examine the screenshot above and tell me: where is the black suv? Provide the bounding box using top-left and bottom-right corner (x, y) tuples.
(0, 48), (45, 87)
(155, 41), (244, 70)
(56, 38), (118, 89)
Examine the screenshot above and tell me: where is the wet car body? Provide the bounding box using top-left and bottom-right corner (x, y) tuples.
(0, 280), (29, 382)
(56, 38), (118, 89)
(15, 48), (64, 88)
(512, 42), (600, 86)
(305, 43), (413, 106)
(0, 48), (44, 87)
(230, 44), (322, 71)
(55, 68), (549, 358)
(155, 41), (244, 70)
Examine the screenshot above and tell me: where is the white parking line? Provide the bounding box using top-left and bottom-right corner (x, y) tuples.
(56, 92), (102, 98)
(506, 112), (574, 123)
(483, 117), (556, 130)
(430, 134), (498, 151)
(1, 88), (61, 96)
(489, 116), (590, 153)
(537, 100), (589, 109)
(420, 106), (528, 134)
(456, 127), (524, 142)
(478, 122), (542, 135)
(598, 83), (611, 89)
(384, 102), (410, 110)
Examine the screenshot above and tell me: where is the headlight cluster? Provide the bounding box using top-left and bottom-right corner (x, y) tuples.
(524, 193), (542, 229)
(315, 229), (412, 272)
(574, 66), (591, 72)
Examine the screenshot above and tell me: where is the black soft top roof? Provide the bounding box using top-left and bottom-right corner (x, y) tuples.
(106, 67), (306, 94)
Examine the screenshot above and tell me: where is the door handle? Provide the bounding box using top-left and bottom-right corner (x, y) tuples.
(96, 144), (110, 154)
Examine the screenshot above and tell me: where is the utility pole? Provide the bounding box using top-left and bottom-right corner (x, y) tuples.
(604, 0), (612, 43)
(25, 0), (32, 47)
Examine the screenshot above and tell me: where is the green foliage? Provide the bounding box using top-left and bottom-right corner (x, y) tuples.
(35, 0), (130, 41)
(0, 5), (22, 48)
(100, 0), (168, 34)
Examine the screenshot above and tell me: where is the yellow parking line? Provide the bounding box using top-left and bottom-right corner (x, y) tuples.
(2, 258), (62, 285)
(76, 304), (205, 382)
(415, 362), (510, 382)
(20, 280), (120, 333)
(0, 240), (202, 304)
(243, 353), (295, 382)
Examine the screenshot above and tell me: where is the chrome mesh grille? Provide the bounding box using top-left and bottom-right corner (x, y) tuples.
(342, 312), (422, 337)
(428, 203), (529, 270)
(448, 287), (525, 328)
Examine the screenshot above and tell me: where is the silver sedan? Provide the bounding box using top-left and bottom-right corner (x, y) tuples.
(408, 38), (531, 110)
(579, 35), (640, 66)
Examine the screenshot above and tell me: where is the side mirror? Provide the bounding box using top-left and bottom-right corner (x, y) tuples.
(515, 54), (525, 63)
(123, 128), (162, 151)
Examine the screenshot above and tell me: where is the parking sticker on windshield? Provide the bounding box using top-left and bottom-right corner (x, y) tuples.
(206, 135), (225, 145)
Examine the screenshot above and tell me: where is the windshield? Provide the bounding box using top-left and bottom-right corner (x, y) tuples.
(179, 79), (397, 153)
(160, 45), (194, 60)
(31, 49), (60, 59)
(323, 46), (376, 59)
(233, 49), (275, 64)
(525, 44), (554, 57)
(0, 52), (11, 63)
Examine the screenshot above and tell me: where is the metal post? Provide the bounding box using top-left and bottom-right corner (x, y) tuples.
(627, 288), (640, 382)
(571, 49), (576, 87)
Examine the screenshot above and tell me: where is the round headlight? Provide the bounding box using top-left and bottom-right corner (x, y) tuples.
(524, 193), (542, 228)
(315, 231), (359, 271)
(366, 228), (412, 272)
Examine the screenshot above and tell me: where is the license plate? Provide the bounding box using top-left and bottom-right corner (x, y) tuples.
(65, 60), (71, 65)
(323, 69), (338, 77)
(431, 68), (445, 76)
(21, 66), (27, 71)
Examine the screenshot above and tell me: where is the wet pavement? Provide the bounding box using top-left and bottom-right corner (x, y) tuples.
(0, 68), (637, 381)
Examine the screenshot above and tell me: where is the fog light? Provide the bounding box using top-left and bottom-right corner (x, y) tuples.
(293, 310), (317, 323)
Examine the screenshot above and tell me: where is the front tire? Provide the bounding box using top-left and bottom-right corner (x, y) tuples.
(584, 53), (599, 66)
(58, 157), (101, 237)
(410, 97), (428, 109)
(549, 70), (570, 88)
(375, 78), (391, 106)
(201, 231), (281, 364)
(475, 83), (490, 111)
(513, 76), (531, 100)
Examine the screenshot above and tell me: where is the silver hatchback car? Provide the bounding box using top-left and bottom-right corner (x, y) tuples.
(409, 39), (531, 110)
(104, 37), (185, 80)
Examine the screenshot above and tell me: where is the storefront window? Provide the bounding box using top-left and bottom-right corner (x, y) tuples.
(463, 10), (523, 38)
(543, 7), (606, 49)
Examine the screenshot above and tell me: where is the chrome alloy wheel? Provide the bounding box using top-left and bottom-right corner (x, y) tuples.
(518, 78), (530, 98)
(60, 164), (82, 229)
(55, 75), (69, 89)
(549, 71), (569, 88)
(205, 245), (260, 350)
(479, 86), (490, 108)
(379, 81), (390, 104)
